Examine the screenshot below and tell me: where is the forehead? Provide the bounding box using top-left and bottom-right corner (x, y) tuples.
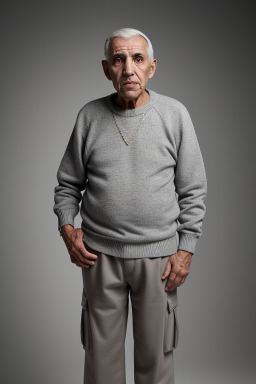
(109, 35), (148, 56)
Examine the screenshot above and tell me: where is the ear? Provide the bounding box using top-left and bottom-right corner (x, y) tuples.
(148, 59), (157, 79)
(102, 60), (112, 81)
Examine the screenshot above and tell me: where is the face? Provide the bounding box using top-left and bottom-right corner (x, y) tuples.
(102, 35), (157, 108)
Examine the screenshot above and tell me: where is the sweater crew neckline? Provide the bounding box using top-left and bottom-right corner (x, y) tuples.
(106, 89), (156, 117)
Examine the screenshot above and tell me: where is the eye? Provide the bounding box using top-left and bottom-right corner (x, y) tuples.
(135, 56), (143, 63)
(114, 57), (123, 63)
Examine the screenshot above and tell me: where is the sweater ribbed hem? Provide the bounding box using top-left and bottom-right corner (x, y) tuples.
(82, 229), (178, 259)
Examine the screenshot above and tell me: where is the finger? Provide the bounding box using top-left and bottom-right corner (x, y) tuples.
(162, 260), (171, 279)
(167, 279), (178, 291)
(74, 258), (91, 268)
(74, 247), (98, 267)
(71, 252), (93, 268)
(165, 271), (176, 291)
(180, 276), (186, 285)
(70, 254), (78, 264)
(175, 276), (182, 287)
(80, 247), (99, 261)
(80, 256), (96, 266)
(167, 272), (182, 291)
(78, 251), (96, 266)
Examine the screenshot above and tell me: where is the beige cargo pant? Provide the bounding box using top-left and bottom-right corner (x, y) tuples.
(80, 242), (179, 384)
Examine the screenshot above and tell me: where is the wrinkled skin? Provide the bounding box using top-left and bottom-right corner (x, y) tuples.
(162, 250), (192, 291)
(102, 35), (157, 109)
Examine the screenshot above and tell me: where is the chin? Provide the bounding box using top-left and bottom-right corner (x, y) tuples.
(120, 88), (143, 99)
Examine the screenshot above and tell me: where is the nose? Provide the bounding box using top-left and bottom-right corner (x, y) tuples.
(123, 58), (134, 77)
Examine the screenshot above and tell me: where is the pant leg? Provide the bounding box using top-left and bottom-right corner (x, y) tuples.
(125, 256), (179, 384)
(80, 243), (129, 384)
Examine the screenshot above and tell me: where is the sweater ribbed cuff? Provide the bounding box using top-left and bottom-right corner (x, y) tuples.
(177, 233), (197, 255)
(57, 209), (77, 234)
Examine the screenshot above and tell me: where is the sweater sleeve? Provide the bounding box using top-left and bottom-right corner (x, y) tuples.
(174, 105), (207, 255)
(53, 109), (87, 234)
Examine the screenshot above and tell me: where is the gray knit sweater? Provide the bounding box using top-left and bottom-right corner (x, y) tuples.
(53, 89), (207, 258)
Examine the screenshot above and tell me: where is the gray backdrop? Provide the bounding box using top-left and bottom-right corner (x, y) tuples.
(1, 0), (255, 383)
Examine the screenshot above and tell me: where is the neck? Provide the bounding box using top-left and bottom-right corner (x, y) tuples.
(116, 91), (149, 110)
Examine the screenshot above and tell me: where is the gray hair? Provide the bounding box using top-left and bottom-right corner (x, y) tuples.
(104, 28), (154, 62)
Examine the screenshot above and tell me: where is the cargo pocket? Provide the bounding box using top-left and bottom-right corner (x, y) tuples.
(80, 289), (92, 353)
(163, 288), (179, 353)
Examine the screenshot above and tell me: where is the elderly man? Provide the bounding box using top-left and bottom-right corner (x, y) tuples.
(53, 28), (207, 384)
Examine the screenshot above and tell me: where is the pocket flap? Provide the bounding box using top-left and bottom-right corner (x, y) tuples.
(167, 288), (178, 313)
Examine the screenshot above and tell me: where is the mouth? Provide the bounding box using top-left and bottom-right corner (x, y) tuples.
(123, 81), (138, 87)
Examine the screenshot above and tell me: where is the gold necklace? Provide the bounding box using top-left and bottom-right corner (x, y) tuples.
(111, 111), (147, 146)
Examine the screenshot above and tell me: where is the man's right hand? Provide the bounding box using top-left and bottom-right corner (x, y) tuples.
(60, 225), (98, 268)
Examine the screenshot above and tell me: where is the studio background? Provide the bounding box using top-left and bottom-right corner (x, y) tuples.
(1, 1), (255, 383)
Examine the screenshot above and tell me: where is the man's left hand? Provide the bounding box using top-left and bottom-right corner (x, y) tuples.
(162, 250), (192, 291)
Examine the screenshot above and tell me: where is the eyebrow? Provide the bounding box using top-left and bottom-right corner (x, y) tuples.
(112, 52), (145, 59)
